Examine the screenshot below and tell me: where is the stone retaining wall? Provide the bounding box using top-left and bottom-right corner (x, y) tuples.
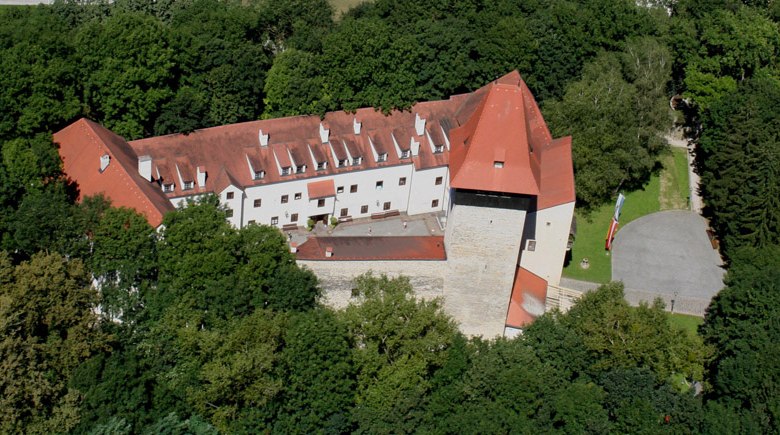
(298, 259), (446, 309)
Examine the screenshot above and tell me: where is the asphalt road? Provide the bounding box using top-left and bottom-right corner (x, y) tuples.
(612, 210), (725, 315)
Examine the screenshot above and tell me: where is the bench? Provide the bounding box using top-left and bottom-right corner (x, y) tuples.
(705, 229), (719, 250)
(282, 223), (300, 232)
(371, 210), (401, 220)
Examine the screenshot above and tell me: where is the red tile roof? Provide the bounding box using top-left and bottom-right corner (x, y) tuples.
(448, 71), (544, 196)
(307, 179), (336, 199)
(54, 71), (574, 226)
(53, 119), (174, 227)
(296, 236), (446, 261)
(506, 266), (548, 328)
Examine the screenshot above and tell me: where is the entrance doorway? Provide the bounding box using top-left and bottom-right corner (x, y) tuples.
(309, 213), (329, 224)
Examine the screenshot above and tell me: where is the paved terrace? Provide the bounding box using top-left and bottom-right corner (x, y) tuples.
(288, 212), (444, 247)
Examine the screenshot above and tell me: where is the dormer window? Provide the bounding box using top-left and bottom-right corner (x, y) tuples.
(400, 150), (410, 159)
(434, 145), (444, 153)
(183, 181), (194, 190)
(316, 161), (327, 171)
(377, 153), (387, 162)
(338, 159), (347, 167)
(281, 167), (291, 176)
(494, 161), (504, 168)
(352, 156), (362, 166)
(163, 183), (174, 193)
(296, 165), (306, 174)
(254, 170), (265, 180)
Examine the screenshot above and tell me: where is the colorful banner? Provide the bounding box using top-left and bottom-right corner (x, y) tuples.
(605, 193), (625, 251)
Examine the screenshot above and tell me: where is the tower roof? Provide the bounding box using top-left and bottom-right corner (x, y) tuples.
(448, 71), (553, 196)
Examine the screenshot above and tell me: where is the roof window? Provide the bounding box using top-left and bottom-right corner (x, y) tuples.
(254, 170), (265, 180)
(377, 152), (387, 162)
(494, 161), (504, 168)
(281, 167), (291, 176)
(163, 183), (174, 193)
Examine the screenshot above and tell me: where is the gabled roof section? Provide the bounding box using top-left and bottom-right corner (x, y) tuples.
(53, 118), (174, 227)
(307, 179), (336, 199)
(296, 236), (446, 261)
(506, 267), (548, 328)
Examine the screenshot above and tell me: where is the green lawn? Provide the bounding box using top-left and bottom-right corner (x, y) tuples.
(668, 313), (704, 342)
(660, 147), (690, 210)
(563, 147), (691, 283)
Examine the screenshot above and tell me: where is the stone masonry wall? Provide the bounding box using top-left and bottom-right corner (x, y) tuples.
(443, 202), (527, 337)
(298, 260), (446, 309)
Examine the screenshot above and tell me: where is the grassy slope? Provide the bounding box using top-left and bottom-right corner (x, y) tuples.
(563, 148), (690, 283)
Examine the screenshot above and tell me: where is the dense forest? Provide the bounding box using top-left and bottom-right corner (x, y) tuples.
(0, 0), (779, 432)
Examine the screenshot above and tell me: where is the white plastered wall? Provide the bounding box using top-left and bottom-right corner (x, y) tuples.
(518, 201), (575, 286)
(407, 166), (449, 215)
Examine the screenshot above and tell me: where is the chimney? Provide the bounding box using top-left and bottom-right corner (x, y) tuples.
(99, 154), (111, 173)
(290, 242), (298, 253)
(325, 246), (333, 258)
(353, 117), (362, 135)
(319, 122), (330, 143)
(410, 137), (420, 156)
(138, 155), (152, 181)
(414, 113), (426, 136)
(196, 166), (207, 187)
(259, 129), (269, 147)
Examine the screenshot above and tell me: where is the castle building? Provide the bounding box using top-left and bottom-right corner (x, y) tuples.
(54, 71), (575, 337)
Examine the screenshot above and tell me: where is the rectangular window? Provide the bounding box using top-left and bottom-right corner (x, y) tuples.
(281, 167), (291, 175)
(377, 153), (387, 162)
(361, 205), (368, 214)
(338, 159), (347, 167)
(163, 184), (174, 193)
(399, 177), (406, 186)
(401, 150), (410, 158)
(225, 209), (234, 218)
(271, 216), (279, 225)
(290, 213), (298, 222)
(383, 201), (391, 211)
(435, 176), (443, 185)
(226, 191), (234, 199)
(350, 184), (358, 193)
(494, 161), (504, 168)
(316, 161), (327, 170)
(281, 194), (289, 204)
(337, 186), (344, 193)
(434, 145), (444, 153)
(183, 181), (193, 190)
(340, 208), (348, 217)
(375, 181), (383, 190)
(294, 192), (302, 200)
(431, 199), (439, 208)
(253, 199), (262, 208)
(318, 199), (325, 207)
(253, 170), (265, 180)
(525, 239), (537, 252)
(296, 165), (306, 174)
(352, 156), (362, 166)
